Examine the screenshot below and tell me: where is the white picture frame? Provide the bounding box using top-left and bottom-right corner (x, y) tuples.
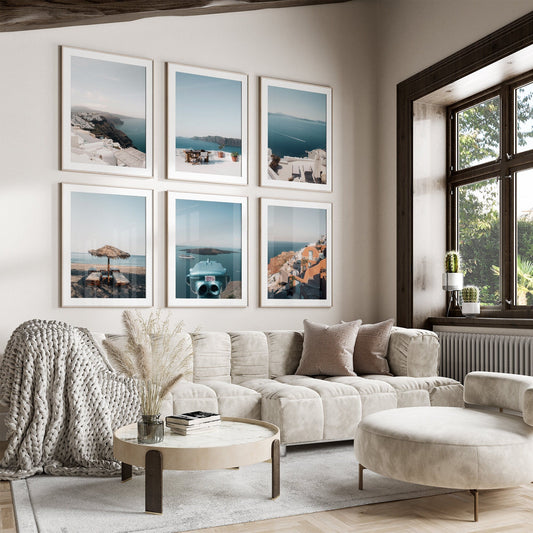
(61, 46), (153, 177)
(167, 63), (248, 185)
(167, 191), (248, 307)
(261, 77), (332, 192)
(61, 183), (153, 307)
(260, 198), (331, 307)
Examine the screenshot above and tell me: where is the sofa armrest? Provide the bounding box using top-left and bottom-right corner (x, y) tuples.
(387, 327), (439, 377)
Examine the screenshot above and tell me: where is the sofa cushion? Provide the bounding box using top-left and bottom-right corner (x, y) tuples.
(387, 327), (439, 377)
(295, 319), (361, 377)
(363, 375), (464, 408)
(229, 331), (269, 384)
(353, 319), (394, 375)
(167, 381), (218, 415)
(267, 330), (303, 378)
(191, 332), (231, 383)
(241, 378), (324, 444)
(203, 381), (261, 420)
(325, 376), (397, 416)
(275, 375), (362, 440)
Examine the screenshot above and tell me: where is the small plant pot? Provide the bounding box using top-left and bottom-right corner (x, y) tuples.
(218, 151), (225, 158)
(462, 302), (480, 316)
(231, 155), (238, 162)
(137, 414), (164, 444)
(442, 272), (463, 291)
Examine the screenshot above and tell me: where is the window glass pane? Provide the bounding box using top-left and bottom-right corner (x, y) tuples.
(458, 178), (500, 305)
(457, 96), (500, 170)
(516, 168), (533, 305)
(516, 82), (533, 153)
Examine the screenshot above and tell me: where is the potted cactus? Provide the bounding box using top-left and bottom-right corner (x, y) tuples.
(442, 251), (463, 290)
(462, 285), (480, 315)
(218, 144), (225, 158)
(231, 151), (239, 162)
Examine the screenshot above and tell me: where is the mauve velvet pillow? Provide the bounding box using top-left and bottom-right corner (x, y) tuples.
(295, 319), (362, 376)
(353, 319), (394, 375)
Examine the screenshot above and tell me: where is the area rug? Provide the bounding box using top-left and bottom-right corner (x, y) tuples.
(11, 442), (454, 533)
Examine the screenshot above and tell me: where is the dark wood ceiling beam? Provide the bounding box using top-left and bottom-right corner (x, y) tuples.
(0, 0), (350, 32)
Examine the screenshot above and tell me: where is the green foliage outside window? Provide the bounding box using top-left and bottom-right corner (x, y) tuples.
(456, 86), (533, 306)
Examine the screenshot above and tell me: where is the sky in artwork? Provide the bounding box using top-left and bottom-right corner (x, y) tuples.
(268, 205), (327, 243)
(70, 192), (146, 255)
(71, 55), (146, 118)
(268, 85), (327, 122)
(175, 199), (242, 249)
(175, 71), (242, 138)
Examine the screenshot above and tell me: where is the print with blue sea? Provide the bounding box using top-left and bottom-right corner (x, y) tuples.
(268, 113), (326, 158)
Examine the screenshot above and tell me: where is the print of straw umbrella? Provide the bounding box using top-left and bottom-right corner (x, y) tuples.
(89, 245), (130, 282)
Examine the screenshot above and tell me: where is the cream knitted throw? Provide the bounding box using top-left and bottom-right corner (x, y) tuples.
(0, 320), (140, 480)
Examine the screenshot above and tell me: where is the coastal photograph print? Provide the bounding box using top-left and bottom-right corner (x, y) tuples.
(167, 63), (247, 185)
(261, 77), (331, 192)
(61, 46), (153, 177)
(167, 192), (248, 307)
(261, 198), (331, 307)
(61, 183), (153, 307)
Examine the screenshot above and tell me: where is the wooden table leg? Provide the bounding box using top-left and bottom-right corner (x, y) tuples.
(358, 464), (365, 490)
(271, 439), (280, 499)
(470, 489), (479, 522)
(145, 450), (163, 514)
(121, 462), (132, 482)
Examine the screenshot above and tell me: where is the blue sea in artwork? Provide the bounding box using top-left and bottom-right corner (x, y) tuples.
(268, 241), (311, 262)
(175, 137), (242, 154)
(71, 252), (146, 267)
(118, 117), (146, 153)
(175, 246), (241, 299)
(268, 113), (326, 158)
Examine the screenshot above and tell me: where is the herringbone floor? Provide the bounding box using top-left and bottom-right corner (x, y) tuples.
(1, 440), (532, 532)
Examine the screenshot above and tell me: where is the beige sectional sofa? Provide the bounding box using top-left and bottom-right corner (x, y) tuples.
(146, 327), (464, 448)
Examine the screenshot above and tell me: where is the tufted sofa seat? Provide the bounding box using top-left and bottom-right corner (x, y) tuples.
(119, 327), (464, 448)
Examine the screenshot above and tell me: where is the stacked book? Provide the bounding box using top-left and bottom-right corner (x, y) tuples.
(165, 411), (221, 435)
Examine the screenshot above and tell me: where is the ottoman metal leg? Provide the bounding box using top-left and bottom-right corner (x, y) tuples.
(358, 464), (365, 490)
(470, 489), (479, 522)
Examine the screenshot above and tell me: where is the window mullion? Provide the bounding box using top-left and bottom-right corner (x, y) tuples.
(500, 86), (513, 309)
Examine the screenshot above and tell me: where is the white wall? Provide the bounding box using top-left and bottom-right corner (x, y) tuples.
(0, 2), (380, 351)
(375, 0), (533, 321)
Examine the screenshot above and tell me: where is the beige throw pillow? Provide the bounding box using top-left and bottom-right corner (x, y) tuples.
(295, 319), (362, 376)
(353, 319), (394, 375)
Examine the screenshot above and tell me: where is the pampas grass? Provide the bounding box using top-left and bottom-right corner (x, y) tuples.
(103, 310), (193, 416)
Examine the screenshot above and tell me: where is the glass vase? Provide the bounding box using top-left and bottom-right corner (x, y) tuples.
(137, 414), (164, 444)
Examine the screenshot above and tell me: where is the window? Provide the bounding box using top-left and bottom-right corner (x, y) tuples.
(448, 72), (533, 314)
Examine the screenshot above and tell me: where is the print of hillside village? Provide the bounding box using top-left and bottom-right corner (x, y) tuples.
(268, 236), (327, 299)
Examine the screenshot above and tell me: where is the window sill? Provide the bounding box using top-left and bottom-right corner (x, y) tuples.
(428, 316), (533, 329)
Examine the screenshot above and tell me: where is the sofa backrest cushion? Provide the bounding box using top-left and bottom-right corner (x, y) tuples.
(267, 330), (304, 378)
(191, 332), (231, 383)
(229, 331), (270, 384)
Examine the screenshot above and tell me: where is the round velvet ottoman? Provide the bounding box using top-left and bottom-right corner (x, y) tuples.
(354, 372), (533, 522)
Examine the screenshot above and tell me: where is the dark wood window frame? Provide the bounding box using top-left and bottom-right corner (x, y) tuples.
(446, 74), (533, 317)
(397, 10), (533, 328)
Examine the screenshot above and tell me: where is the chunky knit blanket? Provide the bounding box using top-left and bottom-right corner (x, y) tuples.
(0, 320), (140, 480)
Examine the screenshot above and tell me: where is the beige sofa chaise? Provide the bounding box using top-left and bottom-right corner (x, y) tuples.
(98, 327), (462, 450)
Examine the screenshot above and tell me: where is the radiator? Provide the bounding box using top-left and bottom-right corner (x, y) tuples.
(437, 331), (533, 383)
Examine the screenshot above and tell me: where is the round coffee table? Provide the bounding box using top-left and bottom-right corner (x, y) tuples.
(113, 417), (280, 514)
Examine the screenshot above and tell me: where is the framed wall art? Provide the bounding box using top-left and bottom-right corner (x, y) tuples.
(167, 63), (247, 185)
(260, 198), (331, 307)
(167, 192), (248, 307)
(61, 46), (153, 177)
(61, 183), (153, 307)
(260, 77), (331, 192)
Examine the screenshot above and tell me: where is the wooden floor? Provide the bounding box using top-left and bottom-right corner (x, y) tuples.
(1, 439), (532, 532)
